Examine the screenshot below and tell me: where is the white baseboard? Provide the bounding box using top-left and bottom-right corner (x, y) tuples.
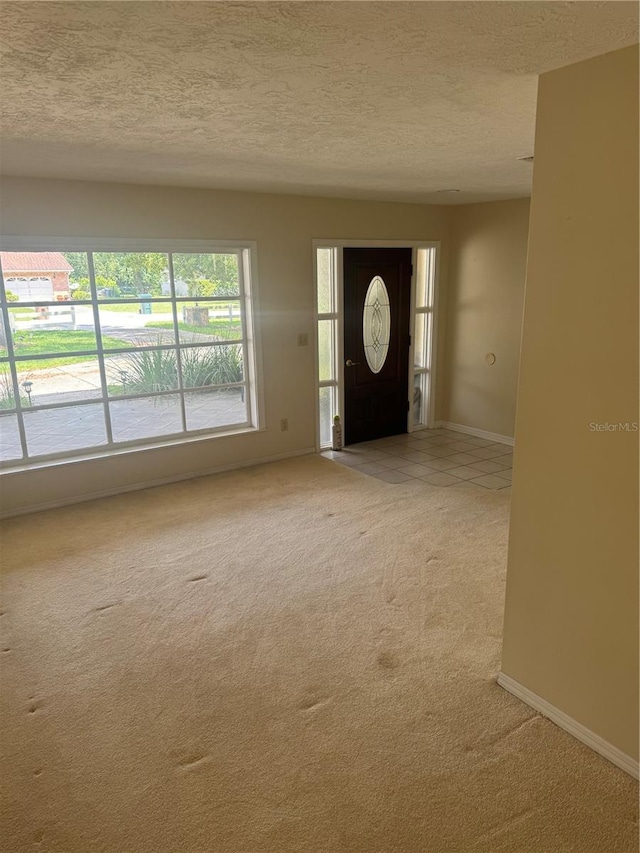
(0, 447), (316, 520)
(497, 671), (639, 779)
(436, 420), (515, 447)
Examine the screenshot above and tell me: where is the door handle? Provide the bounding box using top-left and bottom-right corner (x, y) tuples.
(345, 359), (360, 367)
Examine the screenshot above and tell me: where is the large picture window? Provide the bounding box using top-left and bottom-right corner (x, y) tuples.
(0, 242), (260, 466)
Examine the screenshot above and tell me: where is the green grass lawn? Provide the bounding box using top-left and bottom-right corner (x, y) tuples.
(4, 330), (128, 371)
(99, 301), (238, 315)
(8, 302), (238, 317)
(146, 319), (242, 337)
(7, 307), (34, 319)
(98, 302), (173, 314)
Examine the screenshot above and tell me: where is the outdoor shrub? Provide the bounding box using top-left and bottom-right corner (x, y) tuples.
(0, 372), (27, 409)
(73, 290), (89, 300)
(115, 344), (243, 395)
(95, 276), (120, 297)
(187, 278), (216, 298)
(117, 348), (178, 393)
(0, 372), (15, 409)
(180, 345), (243, 388)
(5, 291), (18, 302)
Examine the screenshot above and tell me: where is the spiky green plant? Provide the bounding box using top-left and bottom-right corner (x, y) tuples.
(0, 372), (16, 410)
(115, 348), (178, 394)
(112, 344), (243, 396)
(180, 345), (243, 388)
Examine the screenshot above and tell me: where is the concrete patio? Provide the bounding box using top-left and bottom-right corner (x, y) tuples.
(0, 390), (247, 462)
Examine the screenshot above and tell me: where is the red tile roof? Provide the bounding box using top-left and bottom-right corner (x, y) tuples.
(0, 252), (73, 273)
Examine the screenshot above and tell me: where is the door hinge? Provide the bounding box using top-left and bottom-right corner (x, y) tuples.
(408, 334), (412, 347)
(410, 264), (414, 277)
(407, 400), (411, 412)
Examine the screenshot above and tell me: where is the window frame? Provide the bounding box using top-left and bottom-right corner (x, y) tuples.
(0, 237), (264, 469)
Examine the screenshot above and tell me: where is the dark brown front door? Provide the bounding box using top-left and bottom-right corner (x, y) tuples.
(343, 247), (412, 445)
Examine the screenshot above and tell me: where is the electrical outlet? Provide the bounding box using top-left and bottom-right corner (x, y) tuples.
(280, 418), (289, 432)
(297, 333), (309, 347)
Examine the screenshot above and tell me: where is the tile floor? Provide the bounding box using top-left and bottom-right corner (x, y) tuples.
(321, 428), (512, 491)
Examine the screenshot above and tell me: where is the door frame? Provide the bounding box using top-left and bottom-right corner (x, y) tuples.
(313, 239), (441, 451)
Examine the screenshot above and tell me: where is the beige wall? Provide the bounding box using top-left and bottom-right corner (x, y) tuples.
(0, 177), (451, 514)
(502, 45), (639, 760)
(444, 198), (529, 438)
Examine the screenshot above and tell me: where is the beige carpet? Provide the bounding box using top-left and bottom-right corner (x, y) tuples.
(0, 456), (637, 852)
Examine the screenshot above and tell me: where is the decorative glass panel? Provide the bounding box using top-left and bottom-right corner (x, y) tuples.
(363, 275), (390, 374)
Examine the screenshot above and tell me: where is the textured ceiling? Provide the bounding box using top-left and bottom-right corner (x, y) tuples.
(0, 1), (638, 204)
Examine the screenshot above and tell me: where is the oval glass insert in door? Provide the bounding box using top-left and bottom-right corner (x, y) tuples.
(362, 275), (391, 374)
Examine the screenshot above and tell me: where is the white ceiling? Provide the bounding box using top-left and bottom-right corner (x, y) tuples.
(0, 1), (637, 204)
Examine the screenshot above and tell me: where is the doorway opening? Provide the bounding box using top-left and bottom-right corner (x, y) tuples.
(314, 241), (439, 450)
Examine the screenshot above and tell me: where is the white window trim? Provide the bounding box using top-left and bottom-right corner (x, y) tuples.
(0, 236), (265, 470)
(313, 239), (440, 451)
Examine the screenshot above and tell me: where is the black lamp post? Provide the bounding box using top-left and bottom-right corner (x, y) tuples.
(21, 380), (33, 406)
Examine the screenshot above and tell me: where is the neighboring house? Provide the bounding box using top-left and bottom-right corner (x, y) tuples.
(0, 251), (73, 300)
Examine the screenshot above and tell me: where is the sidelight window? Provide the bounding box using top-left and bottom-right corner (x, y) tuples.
(412, 247), (437, 428)
(315, 247), (339, 447)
